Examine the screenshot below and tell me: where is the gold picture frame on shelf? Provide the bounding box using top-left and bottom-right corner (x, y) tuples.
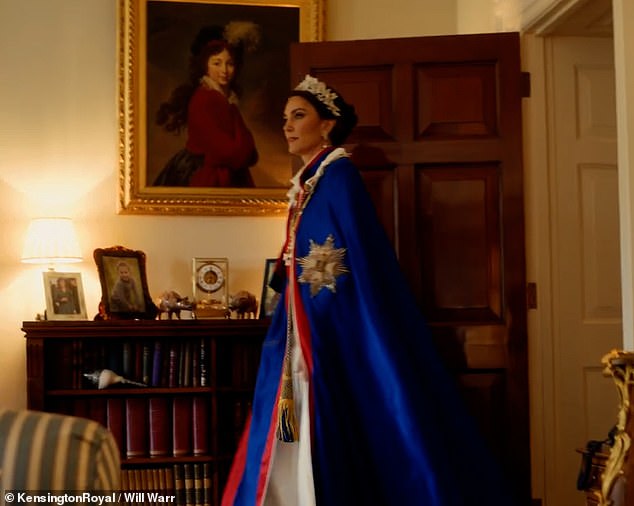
(117, 0), (326, 216)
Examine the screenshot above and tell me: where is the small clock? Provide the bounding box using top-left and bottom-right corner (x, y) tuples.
(192, 258), (229, 318)
(196, 262), (225, 293)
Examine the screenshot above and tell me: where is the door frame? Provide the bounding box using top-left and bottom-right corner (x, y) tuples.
(521, 4), (617, 503)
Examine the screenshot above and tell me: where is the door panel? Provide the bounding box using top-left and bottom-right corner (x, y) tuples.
(417, 63), (499, 138)
(547, 36), (620, 506)
(292, 32), (530, 504)
(418, 164), (502, 321)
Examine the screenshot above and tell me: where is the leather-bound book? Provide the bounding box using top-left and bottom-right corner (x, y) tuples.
(72, 398), (90, 420)
(182, 340), (192, 388)
(148, 396), (171, 457)
(202, 463), (212, 506)
(125, 397), (148, 458)
(192, 396), (209, 455)
(194, 464), (204, 506)
(88, 397), (107, 427)
(173, 465), (185, 506)
(122, 341), (134, 378)
(171, 397), (193, 457)
(199, 338), (208, 387)
(191, 340), (200, 388)
(168, 341), (178, 388)
(151, 340), (163, 387)
(106, 397), (126, 457)
(142, 342), (152, 385)
(184, 463), (195, 506)
(134, 341), (144, 383)
(165, 467), (175, 497)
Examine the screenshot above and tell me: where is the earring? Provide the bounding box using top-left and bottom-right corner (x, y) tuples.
(321, 133), (330, 149)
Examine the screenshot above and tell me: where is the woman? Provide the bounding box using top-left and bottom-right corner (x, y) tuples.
(222, 76), (516, 506)
(52, 277), (76, 315)
(154, 24), (258, 187)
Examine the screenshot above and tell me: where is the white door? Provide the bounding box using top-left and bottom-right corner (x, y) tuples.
(546, 35), (620, 506)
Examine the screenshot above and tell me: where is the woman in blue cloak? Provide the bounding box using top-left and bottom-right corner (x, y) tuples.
(222, 75), (518, 506)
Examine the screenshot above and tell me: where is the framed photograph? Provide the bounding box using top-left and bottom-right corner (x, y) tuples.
(117, 0), (326, 216)
(192, 257), (229, 318)
(43, 272), (88, 321)
(93, 246), (158, 320)
(260, 257), (281, 319)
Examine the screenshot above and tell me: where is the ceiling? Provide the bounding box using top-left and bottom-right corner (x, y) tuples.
(547, 0), (613, 37)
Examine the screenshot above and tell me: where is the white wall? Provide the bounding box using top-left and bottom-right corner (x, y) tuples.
(0, 0), (458, 409)
(327, 0), (456, 40)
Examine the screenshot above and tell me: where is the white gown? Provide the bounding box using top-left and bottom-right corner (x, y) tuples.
(263, 333), (316, 506)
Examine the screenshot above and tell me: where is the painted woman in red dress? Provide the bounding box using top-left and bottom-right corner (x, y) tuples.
(154, 23), (258, 187)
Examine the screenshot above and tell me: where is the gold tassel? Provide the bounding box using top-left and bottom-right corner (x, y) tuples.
(277, 293), (298, 442)
(276, 397), (299, 442)
(277, 369), (299, 443)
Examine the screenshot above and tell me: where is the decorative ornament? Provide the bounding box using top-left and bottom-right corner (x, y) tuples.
(298, 234), (349, 296)
(227, 290), (258, 319)
(83, 369), (147, 389)
(223, 21), (261, 52)
(294, 75), (341, 117)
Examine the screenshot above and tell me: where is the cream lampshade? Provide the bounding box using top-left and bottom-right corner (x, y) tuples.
(21, 218), (82, 269)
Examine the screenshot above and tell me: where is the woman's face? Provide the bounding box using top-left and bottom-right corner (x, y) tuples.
(206, 48), (235, 88)
(283, 95), (335, 164)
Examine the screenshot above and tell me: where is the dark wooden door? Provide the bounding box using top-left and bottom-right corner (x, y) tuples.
(291, 32), (530, 504)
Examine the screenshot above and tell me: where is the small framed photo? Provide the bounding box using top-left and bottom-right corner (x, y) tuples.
(260, 258), (282, 319)
(93, 246), (157, 320)
(43, 272), (88, 320)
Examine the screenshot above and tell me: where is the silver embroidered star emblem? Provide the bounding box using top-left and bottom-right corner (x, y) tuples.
(297, 234), (349, 296)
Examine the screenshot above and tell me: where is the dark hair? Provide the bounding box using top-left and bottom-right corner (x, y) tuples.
(156, 26), (242, 134)
(289, 87), (358, 146)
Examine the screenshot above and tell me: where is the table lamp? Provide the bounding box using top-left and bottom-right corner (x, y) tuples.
(21, 217), (82, 269)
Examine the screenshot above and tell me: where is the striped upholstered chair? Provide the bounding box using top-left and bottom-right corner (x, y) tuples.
(0, 409), (120, 496)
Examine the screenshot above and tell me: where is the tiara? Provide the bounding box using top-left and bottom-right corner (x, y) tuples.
(294, 75), (341, 117)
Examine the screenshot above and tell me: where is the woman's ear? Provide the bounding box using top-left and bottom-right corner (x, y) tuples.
(321, 119), (336, 139)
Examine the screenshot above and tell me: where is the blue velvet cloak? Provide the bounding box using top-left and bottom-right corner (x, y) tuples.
(222, 149), (518, 506)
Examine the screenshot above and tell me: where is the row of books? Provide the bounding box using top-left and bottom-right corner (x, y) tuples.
(123, 396), (208, 459)
(120, 463), (214, 506)
(47, 338), (260, 391)
(47, 338), (209, 390)
(55, 395), (210, 458)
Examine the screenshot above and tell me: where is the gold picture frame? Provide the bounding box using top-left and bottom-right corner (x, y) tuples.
(117, 0), (326, 216)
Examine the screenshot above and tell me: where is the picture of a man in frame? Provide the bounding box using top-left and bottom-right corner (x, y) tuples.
(104, 257), (146, 313)
(146, 2), (299, 189)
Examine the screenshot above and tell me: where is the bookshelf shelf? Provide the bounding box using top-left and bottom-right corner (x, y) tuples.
(47, 387), (216, 396)
(123, 455), (222, 465)
(23, 319), (267, 506)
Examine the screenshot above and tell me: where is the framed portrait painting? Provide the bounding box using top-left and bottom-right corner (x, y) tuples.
(93, 246), (158, 320)
(43, 272), (88, 321)
(117, 0), (326, 216)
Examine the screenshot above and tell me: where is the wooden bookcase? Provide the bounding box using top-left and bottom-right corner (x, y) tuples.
(23, 319), (267, 505)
